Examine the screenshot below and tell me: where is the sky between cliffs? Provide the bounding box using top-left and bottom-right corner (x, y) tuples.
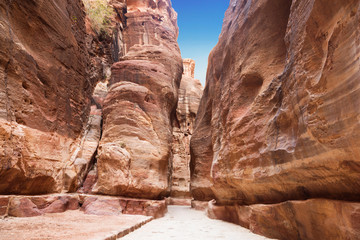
(172, 0), (230, 86)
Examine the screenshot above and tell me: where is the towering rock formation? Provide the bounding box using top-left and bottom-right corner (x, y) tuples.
(0, 0), (96, 194)
(171, 59), (203, 199)
(191, 0), (360, 239)
(78, 0), (128, 194)
(93, 0), (183, 199)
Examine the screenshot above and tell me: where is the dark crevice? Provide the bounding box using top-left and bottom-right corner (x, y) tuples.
(76, 110), (103, 193)
(78, 147), (98, 190)
(4, 60), (12, 122)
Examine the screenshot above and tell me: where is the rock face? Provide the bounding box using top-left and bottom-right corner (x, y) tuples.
(170, 59), (202, 198)
(78, 0), (128, 194)
(207, 198), (360, 240)
(0, 0), (97, 194)
(94, 0), (183, 199)
(191, 0), (360, 238)
(81, 195), (167, 218)
(0, 194), (166, 218)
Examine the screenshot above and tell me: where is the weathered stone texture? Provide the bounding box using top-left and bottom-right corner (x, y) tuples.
(0, 194), (166, 218)
(7, 195), (80, 218)
(171, 59), (202, 198)
(207, 199), (360, 240)
(191, 0), (360, 238)
(0, 0), (97, 194)
(81, 195), (167, 218)
(191, 0), (360, 205)
(94, 0), (183, 199)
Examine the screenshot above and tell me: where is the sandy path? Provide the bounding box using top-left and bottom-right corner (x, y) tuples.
(120, 206), (271, 240)
(0, 210), (151, 240)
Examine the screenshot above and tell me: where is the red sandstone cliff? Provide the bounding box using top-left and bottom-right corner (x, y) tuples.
(0, 0), (96, 194)
(191, 0), (360, 239)
(0, 0), (187, 201)
(93, 0), (183, 199)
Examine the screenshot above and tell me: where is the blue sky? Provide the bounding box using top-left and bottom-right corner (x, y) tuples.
(171, 0), (230, 86)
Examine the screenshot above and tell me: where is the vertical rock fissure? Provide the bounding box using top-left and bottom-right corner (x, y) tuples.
(170, 59), (203, 200)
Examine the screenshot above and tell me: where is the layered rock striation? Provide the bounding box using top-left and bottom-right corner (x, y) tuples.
(170, 59), (203, 198)
(94, 0), (183, 199)
(191, 0), (360, 238)
(0, 0), (97, 194)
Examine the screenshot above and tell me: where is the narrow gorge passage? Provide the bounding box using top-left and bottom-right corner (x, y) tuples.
(0, 0), (359, 239)
(121, 206), (269, 240)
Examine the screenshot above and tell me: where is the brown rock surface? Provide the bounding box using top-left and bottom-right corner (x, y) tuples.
(94, 0), (183, 199)
(81, 196), (124, 216)
(0, 0), (97, 194)
(207, 199), (360, 240)
(7, 195), (80, 217)
(167, 197), (191, 206)
(191, 0), (360, 204)
(0, 194), (165, 218)
(191, 200), (209, 211)
(191, 0), (360, 238)
(78, 169), (97, 194)
(80, 195), (167, 218)
(171, 59), (203, 198)
(0, 196), (9, 217)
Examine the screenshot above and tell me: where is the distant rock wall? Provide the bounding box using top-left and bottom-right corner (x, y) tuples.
(93, 0), (183, 199)
(191, 0), (360, 238)
(0, 0), (95, 194)
(170, 59), (202, 198)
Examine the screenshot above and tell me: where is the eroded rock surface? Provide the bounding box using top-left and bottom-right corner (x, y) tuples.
(94, 0), (183, 199)
(0, 0), (95, 194)
(207, 199), (360, 240)
(0, 194), (166, 218)
(171, 59), (202, 198)
(192, 0), (360, 205)
(191, 0), (360, 238)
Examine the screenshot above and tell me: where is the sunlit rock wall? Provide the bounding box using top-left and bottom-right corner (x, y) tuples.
(191, 0), (360, 238)
(94, 0), (183, 199)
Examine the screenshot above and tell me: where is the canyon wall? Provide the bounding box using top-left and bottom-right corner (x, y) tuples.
(191, 0), (360, 238)
(0, 0), (97, 194)
(0, 0), (185, 200)
(93, 0), (183, 199)
(171, 59), (203, 198)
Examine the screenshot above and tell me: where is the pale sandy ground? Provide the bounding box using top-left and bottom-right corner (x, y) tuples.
(120, 206), (272, 240)
(0, 210), (151, 240)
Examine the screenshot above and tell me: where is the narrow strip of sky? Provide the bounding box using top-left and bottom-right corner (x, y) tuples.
(171, 0), (230, 86)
